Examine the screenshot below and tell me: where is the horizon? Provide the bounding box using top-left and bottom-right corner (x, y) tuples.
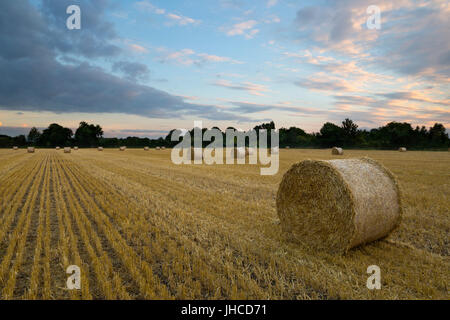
(0, 0), (449, 138)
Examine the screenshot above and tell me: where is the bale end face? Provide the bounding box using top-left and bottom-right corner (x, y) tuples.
(276, 157), (401, 254)
(332, 147), (343, 155)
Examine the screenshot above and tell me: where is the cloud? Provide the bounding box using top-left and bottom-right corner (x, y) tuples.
(267, 0), (278, 8)
(228, 101), (329, 116)
(166, 13), (199, 26)
(213, 80), (270, 96)
(292, 1), (450, 80)
(0, 0), (250, 122)
(295, 78), (354, 92)
(112, 61), (150, 81)
(129, 44), (149, 53)
(136, 1), (200, 26)
(223, 20), (259, 39)
(157, 48), (243, 66)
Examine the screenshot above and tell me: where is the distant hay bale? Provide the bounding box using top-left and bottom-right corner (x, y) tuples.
(13, 146), (18, 150)
(332, 147), (343, 155)
(98, 147), (103, 151)
(156, 147), (161, 150)
(74, 147), (78, 150)
(144, 147), (149, 151)
(161, 146), (166, 150)
(64, 147), (71, 153)
(286, 146), (290, 149)
(27, 147), (35, 153)
(56, 146), (60, 150)
(276, 157), (402, 254)
(398, 147), (407, 152)
(120, 146), (126, 151)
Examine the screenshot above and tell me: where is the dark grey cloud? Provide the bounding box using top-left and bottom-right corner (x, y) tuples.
(295, 78), (351, 92)
(229, 101), (329, 116)
(0, 0), (251, 122)
(112, 61), (150, 81)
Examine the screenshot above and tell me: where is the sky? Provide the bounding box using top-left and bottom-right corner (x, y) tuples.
(0, 0), (448, 138)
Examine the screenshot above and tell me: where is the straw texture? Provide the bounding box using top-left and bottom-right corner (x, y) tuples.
(276, 157), (402, 254)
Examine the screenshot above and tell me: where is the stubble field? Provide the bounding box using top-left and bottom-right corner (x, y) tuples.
(0, 148), (448, 299)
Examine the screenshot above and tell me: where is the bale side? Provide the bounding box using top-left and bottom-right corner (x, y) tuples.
(276, 157), (401, 254)
(332, 147), (343, 155)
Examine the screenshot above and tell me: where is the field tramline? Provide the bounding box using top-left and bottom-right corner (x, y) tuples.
(0, 149), (448, 299)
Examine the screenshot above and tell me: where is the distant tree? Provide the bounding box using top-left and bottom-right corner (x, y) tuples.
(27, 127), (41, 145)
(341, 118), (358, 146)
(12, 135), (27, 147)
(75, 122), (103, 147)
(318, 122), (344, 147)
(428, 123), (448, 147)
(40, 123), (73, 147)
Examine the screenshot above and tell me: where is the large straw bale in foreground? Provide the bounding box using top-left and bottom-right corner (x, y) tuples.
(276, 158), (402, 254)
(332, 147), (343, 155)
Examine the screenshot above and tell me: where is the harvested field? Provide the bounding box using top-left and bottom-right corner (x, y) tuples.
(0, 148), (448, 299)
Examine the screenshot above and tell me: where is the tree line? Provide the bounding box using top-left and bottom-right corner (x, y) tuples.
(0, 119), (448, 150)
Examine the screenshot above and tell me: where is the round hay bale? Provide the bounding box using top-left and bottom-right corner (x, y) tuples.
(398, 147), (407, 152)
(74, 147), (79, 150)
(144, 147), (149, 151)
(119, 146), (126, 151)
(161, 146), (166, 150)
(276, 157), (402, 254)
(56, 146), (60, 150)
(64, 147), (71, 153)
(27, 147), (35, 153)
(98, 147), (103, 151)
(13, 146), (19, 150)
(332, 147), (343, 155)
(156, 147), (161, 150)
